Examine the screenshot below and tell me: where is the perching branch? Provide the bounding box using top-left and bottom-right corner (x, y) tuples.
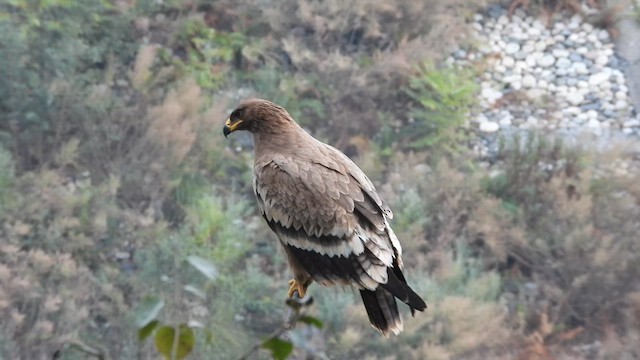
(52, 337), (110, 360)
(236, 292), (314, 360)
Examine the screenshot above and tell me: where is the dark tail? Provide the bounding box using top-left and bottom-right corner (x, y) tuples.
(360, 267), (427, 336)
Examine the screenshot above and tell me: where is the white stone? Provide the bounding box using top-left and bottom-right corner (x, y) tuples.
(528, 27), (541, 37)
(595, 55), (609, 67)
(502, 75), (520, 85)
(532, 19), (546, 30)
(563, 106), (581, 115)
(573, 62), (589, 75)
(537, 54), (556, 68)
(479, 121), (500, 133)
(502, 56), (515, 68)
(615, 91), (627, 100)
(499, 116), (512, 126)
(598, 29), (610, 41)
(589, 72), (610, 86)
(521, 43), (535, 55)
(481, 87), (503, 103)
(552, 49), (569, 58)
(585, 50), (599, 60)
(566, 92), (584, 105)
(614, 100), (629, 110)
(577, 113), (589, 122)
(570, 14), (582, 25)
(511, 80), (522, 90)
(527, 89), (545, 98)
(556, 57), (571, 68)
(623, 119), (640, 128)
(599, 81), (611, 90)
(587, 119), (600, 128)
(522, 74), (537, 88)
(526, 116), (539, 126)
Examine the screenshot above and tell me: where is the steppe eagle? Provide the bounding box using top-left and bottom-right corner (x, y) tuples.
(223, 99), (426, 335)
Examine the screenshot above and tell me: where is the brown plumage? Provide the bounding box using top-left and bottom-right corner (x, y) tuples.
(223, 99), (426, 336)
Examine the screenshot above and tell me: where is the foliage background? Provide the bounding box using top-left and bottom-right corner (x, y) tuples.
(1, 0), (639, 359)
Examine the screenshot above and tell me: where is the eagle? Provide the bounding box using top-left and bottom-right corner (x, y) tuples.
(223, 99), (426, 335)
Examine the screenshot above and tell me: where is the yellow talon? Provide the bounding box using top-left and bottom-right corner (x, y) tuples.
(288, 279), (308, 298)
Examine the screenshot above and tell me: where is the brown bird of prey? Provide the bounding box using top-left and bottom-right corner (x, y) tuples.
(223, 99), (426, 335)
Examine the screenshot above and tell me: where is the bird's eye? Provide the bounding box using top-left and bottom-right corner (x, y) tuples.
(230, 108), (244, 121)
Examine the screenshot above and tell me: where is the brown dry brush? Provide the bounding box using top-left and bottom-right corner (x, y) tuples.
(507, 0), (624, 37)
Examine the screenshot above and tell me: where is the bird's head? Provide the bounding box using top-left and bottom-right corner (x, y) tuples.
(223, 99), (296, 138)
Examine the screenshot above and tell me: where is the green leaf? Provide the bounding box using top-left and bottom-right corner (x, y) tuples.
(139, 320), (159, 341)
(134, 295), (165, 328)
(262, 338), (293, 360)
(187, 255), (218, 281)
(298, 315), (324, 329)
(155, 325), (196, 360)
(184, 284), (207, 300)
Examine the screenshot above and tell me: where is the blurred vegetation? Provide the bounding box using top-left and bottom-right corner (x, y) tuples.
(633, 0), (640, 23)
(1, 0), (639, 359)
(403, 62), (478, 156)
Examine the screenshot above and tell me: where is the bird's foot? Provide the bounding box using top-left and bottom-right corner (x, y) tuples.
(287, 279), (309, 298)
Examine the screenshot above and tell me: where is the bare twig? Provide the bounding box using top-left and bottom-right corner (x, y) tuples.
(236, 292), (313, 360)
(171, 241), (182, 360)
(52, 338), (110, 360)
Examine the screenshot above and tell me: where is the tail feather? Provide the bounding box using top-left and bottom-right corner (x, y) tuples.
(361, 267), (427, 336)
(360, 288), (403, 336)
(381, 267), (427, 314)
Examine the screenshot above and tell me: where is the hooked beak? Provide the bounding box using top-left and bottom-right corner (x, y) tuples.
(223, 118), (242, 138)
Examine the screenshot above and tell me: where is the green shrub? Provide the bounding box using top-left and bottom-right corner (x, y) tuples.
(165, 17), (247, 91)
(0, 147), (14, 215)
(0, 0), (138, 170)
(244, 68), (327, 127)
(403, 63), (478, 156)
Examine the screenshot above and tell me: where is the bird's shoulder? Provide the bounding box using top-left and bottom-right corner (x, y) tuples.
(253, 138), (392, 222)
(317, 142), (393, 220)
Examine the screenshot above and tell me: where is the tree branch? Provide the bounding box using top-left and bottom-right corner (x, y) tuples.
(236, 292), (313, 360)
